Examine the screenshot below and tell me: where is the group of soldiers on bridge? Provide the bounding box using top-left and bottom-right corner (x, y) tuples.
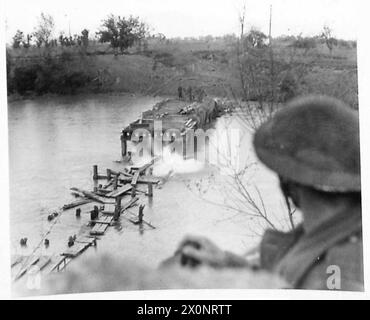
(178, 85), (206, 103)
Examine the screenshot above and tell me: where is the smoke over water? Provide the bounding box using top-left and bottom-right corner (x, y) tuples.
(153, 146), (205, 177)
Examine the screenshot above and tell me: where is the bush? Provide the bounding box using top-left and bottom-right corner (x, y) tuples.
(58, 71), (89, 94)
(291, 37), (317, 51)
(13, 65), (39, 94)
(153, 52), (175, 67)
(9, 53), (91, 96)
(279, 74), (298, 102)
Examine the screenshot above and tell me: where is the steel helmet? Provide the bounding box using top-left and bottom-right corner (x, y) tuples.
(253, 95), (360, 192)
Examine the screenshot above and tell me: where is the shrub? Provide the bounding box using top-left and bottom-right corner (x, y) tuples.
(13, 65), (39, 94)
(9, 53), (91, 96)
(58, 71), (89, 94)
(154, 52), (175, 67)
(279, 73), (298, 102)
(291, 37), (317, 51)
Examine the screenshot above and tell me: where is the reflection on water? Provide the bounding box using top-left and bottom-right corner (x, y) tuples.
(8, 94), (292, 267)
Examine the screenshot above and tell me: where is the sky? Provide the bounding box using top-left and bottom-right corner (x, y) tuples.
(4, 0), (362, 42)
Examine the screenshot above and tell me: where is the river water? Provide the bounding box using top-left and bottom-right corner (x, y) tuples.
(8, 94), (294, 270)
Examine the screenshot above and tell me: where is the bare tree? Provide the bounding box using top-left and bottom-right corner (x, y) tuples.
(195, 4), (310, 233)
(321, 25), (337, 55)
(33, 13), (55, 47)
(233, 3), (279, 130)
(184, 120), (297, 234)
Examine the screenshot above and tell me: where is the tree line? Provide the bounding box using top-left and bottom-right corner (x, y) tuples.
(11, 13), (150, 52)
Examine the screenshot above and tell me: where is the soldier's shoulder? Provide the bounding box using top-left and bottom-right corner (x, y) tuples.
(325, 233), (363, 272)
(302, 233), (364, 291)
(260, 227), (303, 271)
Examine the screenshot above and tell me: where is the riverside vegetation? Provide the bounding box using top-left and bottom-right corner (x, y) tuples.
(6, 14), (358, 109)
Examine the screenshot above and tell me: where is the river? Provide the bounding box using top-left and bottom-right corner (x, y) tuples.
(8, 93), (294, 270)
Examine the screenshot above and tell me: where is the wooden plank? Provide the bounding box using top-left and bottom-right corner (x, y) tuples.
(106, 184), (132, 198)
(90, 224), (109, 235)
(121, 197), (139, 212)
(75, 236), (97, 244)
(90, 216), (113, 235)
(119, 176), (160, 185)
(90, 215), (113, 225)
(102, 203), (116, 215)
(93, 218), (112, 230)
(102, 197), (139, 216)
(101, 215), (113, 223)
(130, 157), (159, 182)
(132, 188), (148, 194)
(96, 188), (111, 194)
(95, 190), (111, 197)
(120, 171), (133, 178)
(102, 179), (114, 189)
(128, 218), (156, 229)
(131, 170), (140, 186)
(50, 256), (72, 273)
(62, 242), (91, 258)
(125, 208), (156, 229)
(14, 256), (40, 281)
(62, 198), (91, 210)
(37, 256), (51, 271)
(89, 220), (111, 225)
(11, 255), (24, 268)
(70, 187), (106, 203)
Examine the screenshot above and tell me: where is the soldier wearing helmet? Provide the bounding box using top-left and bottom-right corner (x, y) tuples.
(170, 95), (363, 291)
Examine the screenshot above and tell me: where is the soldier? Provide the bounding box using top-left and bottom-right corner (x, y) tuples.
(199, 88), (206, 102)
(195, 87), (206, 102)
(186, 86), (193, 102)
(171, 96), (363, 291)
(178, 86), (183, 100)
